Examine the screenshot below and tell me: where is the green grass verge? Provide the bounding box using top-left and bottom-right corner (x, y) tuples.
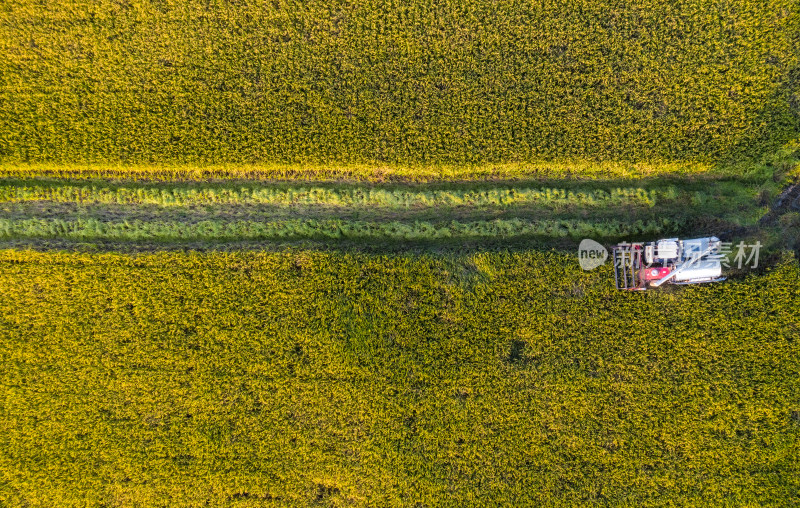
(0, 217), (682, 243)
(1, 249), (798, 505)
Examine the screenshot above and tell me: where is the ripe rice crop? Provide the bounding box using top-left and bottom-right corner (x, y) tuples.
(1, 1), (797, 165)
(0, 160), (720, 183)
(0, 249), (798, 505)
(2, 144), (793, 183)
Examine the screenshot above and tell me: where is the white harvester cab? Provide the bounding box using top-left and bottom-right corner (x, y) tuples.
(612, 236), (726, 290)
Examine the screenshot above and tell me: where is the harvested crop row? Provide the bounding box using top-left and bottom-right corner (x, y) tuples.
(0, 182), (677, 208)
(0, 217), (681, 243)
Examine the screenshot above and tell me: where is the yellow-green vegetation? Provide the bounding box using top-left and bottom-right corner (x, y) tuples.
(0, 181), (674, 207)
(1, 249), (798, 505)
(0, 142), (793, 183)
(0, 161), (718, 183)
(1, 0), (798, 165)
(2, 1), (799, 505)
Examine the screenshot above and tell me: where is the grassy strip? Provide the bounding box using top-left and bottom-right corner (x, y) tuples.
(0, 181), (679, 208)
(0, 217), (681, 243)
(1, 249), (798, 505)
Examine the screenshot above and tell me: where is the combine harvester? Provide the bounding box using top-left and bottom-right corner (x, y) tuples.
(612, 237), (727, 290)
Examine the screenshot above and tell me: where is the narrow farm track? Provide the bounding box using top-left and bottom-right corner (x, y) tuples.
(719, 179), (800, 241)
(757, 180), (799, 224)
(784, 182), (800, 211)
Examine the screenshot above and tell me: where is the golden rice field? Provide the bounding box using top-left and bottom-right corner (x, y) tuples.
(1, 0), (800, 505)
(1, 0), (798, 165)
(1, 249), (798, 506)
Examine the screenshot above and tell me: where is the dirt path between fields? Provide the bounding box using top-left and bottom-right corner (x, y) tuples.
(718, 179), (800, 242)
